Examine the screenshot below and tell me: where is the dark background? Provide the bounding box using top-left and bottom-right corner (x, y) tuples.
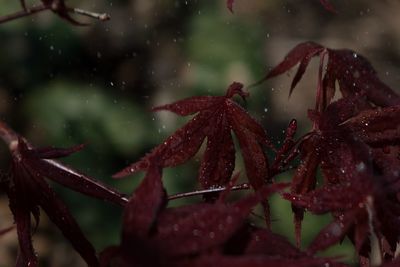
(0, 0), (399, 265)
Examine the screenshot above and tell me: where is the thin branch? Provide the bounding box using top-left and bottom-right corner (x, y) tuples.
(67, 8), (110, 21)
(168, 183), (251, 201)
(0, 4), (49, 24)
(0, 4), (110, 25)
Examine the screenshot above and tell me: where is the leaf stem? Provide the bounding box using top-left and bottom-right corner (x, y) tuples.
(168, 183), (251, 200)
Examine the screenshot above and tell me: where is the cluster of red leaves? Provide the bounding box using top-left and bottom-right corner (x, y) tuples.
(102, 163), (344, 267)
(0, 135), (127, 266)
(263, 42), (400, 264)
(97, 41), (398, 266)
(1, 40), (399, 266)
(0, 2), (399, 267)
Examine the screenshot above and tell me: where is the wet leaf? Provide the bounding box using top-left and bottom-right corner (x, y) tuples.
(105, 183), (288, 266)
(4, 138), (126, 266)
(342, 105), (400, 147)
(115, 82), (271, 192)
(123, 162), (166, 238)
(260, 42), (400, 110)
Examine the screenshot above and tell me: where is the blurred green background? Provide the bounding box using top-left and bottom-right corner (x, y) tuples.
(0, 0), (399, 266)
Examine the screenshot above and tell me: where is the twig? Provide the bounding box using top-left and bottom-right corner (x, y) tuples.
(0, 4), (49, 24)
(168, 183), (251, 200)
(0, 4), (110, 25)
(67, 8), (110, 21)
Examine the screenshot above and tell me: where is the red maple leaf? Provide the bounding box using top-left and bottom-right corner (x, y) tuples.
(114, 82), (272, 193)
(103, 163), (347, 267)
(259, 42), (400, 112)
(287, 99), (399, 256)
(341, 105), (400, 147)
(287, 135), (400, 260)
(263, 41), (400, 257)
(3, 137), (127, 266)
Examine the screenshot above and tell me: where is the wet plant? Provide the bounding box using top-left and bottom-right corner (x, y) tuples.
(0, 1), (399, 267)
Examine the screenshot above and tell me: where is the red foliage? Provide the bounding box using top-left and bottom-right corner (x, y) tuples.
(114, 82), (272, 193)
(0, 3), (399, 267)
(102, 40), (399, 266)
(3, 137), (126, 266)
(265, 42), (400, 262)
(101, 167), (341, 267)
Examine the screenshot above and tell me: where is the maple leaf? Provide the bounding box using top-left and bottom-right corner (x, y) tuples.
(286, 144), (373, 253)
(270, 119), (299, 176)
(285, 122), (400, 259)
(3, 137), (127, 266)
(122, 162), (166, 240)
(341, 105), (400, 147)
(281, 96), (369, 245)
(151, 188), (278, 257)
(292, 171), (396, 259)
(114, 82), (272, 193)
(260, 42), (400, 112)
(103, 163), (289, 266)
(275, 87), (398, 256)
(259, 42), (400, 253)
(155, 185), (287, 258)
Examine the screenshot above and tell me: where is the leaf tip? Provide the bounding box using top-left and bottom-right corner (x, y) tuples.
(227, 0), (234, 13)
